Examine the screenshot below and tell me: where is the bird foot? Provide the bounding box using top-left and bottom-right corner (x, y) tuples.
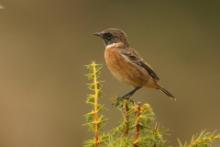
(117, 95), (130, 100)
(117, 92), (134, 100)
(112, 96), (134, 107)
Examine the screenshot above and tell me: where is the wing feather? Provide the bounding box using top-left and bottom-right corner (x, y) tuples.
(121, 48), (160, 81)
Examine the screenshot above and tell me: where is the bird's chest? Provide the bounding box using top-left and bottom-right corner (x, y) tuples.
(104, 48), (125, 73)
(104, 47), (139, 82)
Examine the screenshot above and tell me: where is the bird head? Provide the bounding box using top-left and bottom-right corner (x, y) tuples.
(93, 28), (129, 47)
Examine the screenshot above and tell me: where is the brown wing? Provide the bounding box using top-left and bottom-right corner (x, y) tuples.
(121, 48), (160, 81)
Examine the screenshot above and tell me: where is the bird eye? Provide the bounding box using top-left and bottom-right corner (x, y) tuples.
(104, 33), (113, 40)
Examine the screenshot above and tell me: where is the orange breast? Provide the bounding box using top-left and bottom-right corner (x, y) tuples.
(104, 47), (151, 87)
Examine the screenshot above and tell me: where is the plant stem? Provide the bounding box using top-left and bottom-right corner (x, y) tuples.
(92, 62), (100, 147)
(133, 102), (141, 147)
(123, 100), (130, 137)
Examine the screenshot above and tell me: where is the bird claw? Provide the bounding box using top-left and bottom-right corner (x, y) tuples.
(117, 95), (130, 100)
(118, 92), (135, 100)
(112, 96), (134, 107)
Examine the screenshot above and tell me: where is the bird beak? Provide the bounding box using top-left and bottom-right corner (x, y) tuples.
(93, 32), (102, 37)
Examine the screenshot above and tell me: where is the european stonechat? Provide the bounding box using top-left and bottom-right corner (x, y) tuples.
(94, 28), (175, 100)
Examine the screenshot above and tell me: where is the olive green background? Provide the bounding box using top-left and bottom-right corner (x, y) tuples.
(0, 1), (220, 147)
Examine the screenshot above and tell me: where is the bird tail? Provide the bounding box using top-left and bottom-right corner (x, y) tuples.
(158, 86), (176, 100)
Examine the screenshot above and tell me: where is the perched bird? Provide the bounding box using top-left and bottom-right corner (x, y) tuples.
(94, 28), (175, 100)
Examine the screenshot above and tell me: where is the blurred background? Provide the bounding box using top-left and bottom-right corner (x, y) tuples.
(0, 0), (220, 147)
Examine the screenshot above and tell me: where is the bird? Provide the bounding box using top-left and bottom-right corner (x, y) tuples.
(93, 28), (175, 100)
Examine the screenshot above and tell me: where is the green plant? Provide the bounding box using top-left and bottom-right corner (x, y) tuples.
(178, 131), (220, 147)
(84, 62), (105, 147)
(84, 61), (220, 147)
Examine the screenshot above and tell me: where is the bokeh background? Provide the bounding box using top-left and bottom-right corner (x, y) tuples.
(0, 0), (220, 147)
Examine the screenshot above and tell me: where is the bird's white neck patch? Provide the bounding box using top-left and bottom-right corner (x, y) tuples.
(106, 43), (123, 49)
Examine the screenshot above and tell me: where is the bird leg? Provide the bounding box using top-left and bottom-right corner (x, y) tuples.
(119, 87), (141, 99)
